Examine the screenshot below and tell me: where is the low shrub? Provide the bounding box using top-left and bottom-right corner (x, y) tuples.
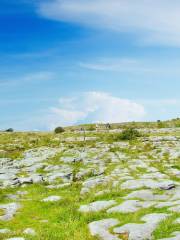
(115, 128), (141, 141)
(54, 126), (65, 134)
(5, 128), (14, 132)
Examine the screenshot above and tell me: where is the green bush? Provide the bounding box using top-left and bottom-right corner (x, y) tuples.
(157, 120), (166, 128)
(5, 128), (14, 132)
(115, 128), (141, 141)
(54, 126), (65, 134)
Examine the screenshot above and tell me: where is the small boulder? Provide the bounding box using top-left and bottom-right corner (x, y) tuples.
(42, 196), (61, 202)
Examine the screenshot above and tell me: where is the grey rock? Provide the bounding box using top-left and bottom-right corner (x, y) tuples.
(155, 200), (180, 208)
(170, 187), (180, 200)
(31, 174), (44, 183)
(89, 218), (119, 240)
(175, 218), (180, 224)
(40, 219), (48, 223)
(23, 228), (36, 236)
(121, 179), (175, 190)
(168, 205), (180, 212)
(6, 194), (19, 200)
(124, 189), (169, 201)
(42, 196), (61, 202)
(113, 213), (169, 240)
(79, 200), (116, 213)
(0, 203), (20, 221)
(47, 171), (72, 183)
(17, 191), (28, 195)
(107, 200), (155, 213)
(46, 183), (71, 189)
(81, 176), (111, 194)
(19, 177), (33, 185)
(61, 156), (82, 163)
(160, 184), (175, 190)
(0, 228), (11, 234)
(95, 190), (111, 196)
(6, 238), (25, 240)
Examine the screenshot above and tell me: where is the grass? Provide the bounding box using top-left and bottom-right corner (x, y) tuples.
(0, 209), (5, 217)
(0, 123), (179, 239)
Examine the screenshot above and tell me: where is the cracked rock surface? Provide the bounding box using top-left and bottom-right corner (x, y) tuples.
(0, 126), (179, 239)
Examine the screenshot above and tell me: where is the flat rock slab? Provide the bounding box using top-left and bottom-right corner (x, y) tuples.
(160, 184), (175, 190)
(175, 218), (180, 224)
(107, 200), (155, 213)
(121, 179), (175, 190)
(124, 189), (169, 201)
(0, 203), (20, 221)
(155, 200), (180, 208)
(113, 213), (169, 240)
(82, 176), (111, 189)
(79, 200), (116, 213)
(23, 228), (36, 235)
(0, 228), (11, 234)
(6, 238), (25, 240)
(170, 188), (180, 200)
(42, 196), (62, 202)
(46, 183), (71, 189)
(168, 205), (180, 212)
(89, 218), (119, 240)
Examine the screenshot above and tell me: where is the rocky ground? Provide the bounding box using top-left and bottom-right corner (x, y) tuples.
(0, 126), (179, 240)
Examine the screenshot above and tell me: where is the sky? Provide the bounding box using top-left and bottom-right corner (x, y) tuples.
(0, 0), (180, 131)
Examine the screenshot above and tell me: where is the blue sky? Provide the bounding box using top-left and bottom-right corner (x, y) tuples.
(0, 0), (180, 130)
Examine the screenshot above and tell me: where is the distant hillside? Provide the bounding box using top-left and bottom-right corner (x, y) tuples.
(64, 118), (180, 131)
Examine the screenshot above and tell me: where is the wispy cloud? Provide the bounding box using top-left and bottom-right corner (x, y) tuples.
(139, 99), (180, 106)
(0, 71), (55, 87)
(37, 0), (180, 46)
(78, 57), (180, 77)
(79, 58), (153, 72)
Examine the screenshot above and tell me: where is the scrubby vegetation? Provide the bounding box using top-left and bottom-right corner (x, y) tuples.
(54, 127), (65, 134)
(116, 128), (141, 140)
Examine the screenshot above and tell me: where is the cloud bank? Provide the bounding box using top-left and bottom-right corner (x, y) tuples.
(46, 91), (145, 129)
(38, 0), (180, 46)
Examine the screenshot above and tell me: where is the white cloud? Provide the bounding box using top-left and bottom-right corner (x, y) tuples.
(45, 91), (146, 129)
(0, 72), (54, 87)
(22, 72), (54, 82)
(3, 92), (179, 131)
(79, 57), (180, 76)
(37, 0), (180, 46)
(140, 99), (180, 106)
(79, 58), (153, 72)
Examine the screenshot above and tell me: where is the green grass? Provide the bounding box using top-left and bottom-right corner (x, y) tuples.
(0, 122), (179, 240)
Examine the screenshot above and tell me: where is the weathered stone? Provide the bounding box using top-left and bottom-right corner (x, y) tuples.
(160, 184), (175, 190)
(46, 183), (71, 189)
(79, 200), (116, 213)
(42, 196), (61, 202)
(0, 228), (11, 234)
(124, 189), (169, 201)
(6, 238), (25, 240)
(168, 205), (180, 212)
(23, 228), (36, 236)
(175, 218), (180, 224)
(113, 213), (169, 240)
(121, 179), (176, 190)
(0, 203), (20, 221)
(89, 218), (119, 240)
(107, 200), (155, 213)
